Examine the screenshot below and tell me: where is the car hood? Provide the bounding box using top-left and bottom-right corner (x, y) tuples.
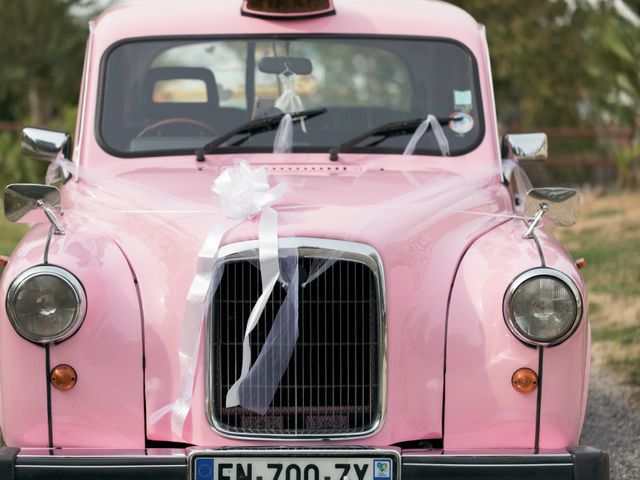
(62, 157), (512, 445)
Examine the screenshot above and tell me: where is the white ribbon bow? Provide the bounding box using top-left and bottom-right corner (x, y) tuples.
(212, 161), (288, 219)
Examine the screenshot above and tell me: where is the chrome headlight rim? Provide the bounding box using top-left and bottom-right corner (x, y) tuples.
(503, 267), (583, 347)
(6, 265), (87, 345)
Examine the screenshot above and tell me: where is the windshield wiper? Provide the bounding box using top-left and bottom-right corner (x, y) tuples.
(196, 108), (328, 161)
(329, 116), (460, 161)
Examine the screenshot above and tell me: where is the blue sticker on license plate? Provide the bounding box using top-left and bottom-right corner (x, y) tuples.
(195, 458), (215, 480)
(373, 459), (391, 480)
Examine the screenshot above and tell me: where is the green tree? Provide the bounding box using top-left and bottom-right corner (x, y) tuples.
(0, 0), (101, 189)
(0, 0), (97, 125)
(596, 6), (640, 137)
(593, 2), (640, 187)
(448, 0), (611, 129)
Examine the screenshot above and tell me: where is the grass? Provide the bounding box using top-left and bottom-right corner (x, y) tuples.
(592, 323), (640, 345)
(555, 192), (640, 390)
(0, 214), (27, 276)
(610, 359), (640, 391)
(0, 216), (27, 255)
(560, 229), (640, 296)
(585, 208), (624, 219)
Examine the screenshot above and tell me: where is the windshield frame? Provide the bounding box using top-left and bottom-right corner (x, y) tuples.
(95, 34), (486, 159)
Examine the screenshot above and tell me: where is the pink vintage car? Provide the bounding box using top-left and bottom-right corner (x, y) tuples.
(0, 0), (609, 479)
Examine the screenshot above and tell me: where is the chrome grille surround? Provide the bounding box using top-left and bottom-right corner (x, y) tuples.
(205, 238), (387, 440)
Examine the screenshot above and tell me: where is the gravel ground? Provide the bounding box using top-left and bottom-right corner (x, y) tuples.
(581, 348), (640, 480)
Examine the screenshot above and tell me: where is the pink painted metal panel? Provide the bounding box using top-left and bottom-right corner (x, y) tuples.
(94, 163), (508, 446)
(43, 229), (146, 447)
(0, 225), (51, 446)
(53, 159), (509, 445)
(477, 25), (502, 170)
(444, 220), (542, 450)
(535, 229), (590, 448)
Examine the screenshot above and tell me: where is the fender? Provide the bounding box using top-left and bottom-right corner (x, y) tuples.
(444, 220), (589, 451)
(0, 226), (145, 447)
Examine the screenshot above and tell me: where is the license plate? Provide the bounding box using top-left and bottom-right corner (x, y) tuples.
(190, 453), (397, 480)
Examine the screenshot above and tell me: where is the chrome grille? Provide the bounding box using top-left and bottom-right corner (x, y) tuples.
(207, 241), (384, 438)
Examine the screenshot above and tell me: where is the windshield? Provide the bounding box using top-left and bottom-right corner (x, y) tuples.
(98, 36), (484, 157)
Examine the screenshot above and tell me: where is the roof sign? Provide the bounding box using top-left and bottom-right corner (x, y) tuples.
(241, 0), (336, 19)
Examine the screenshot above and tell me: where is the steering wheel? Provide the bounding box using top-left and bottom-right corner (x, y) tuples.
(136, 118), (219, 138)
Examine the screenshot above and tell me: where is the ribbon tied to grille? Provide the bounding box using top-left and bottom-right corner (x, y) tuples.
(215, 162), (291, 410)
(162, 160), (288, 435)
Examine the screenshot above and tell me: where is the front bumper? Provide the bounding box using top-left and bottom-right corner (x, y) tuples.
(0, 446), (609, 480)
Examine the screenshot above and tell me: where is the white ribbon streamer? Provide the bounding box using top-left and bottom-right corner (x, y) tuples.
(45, 155), (72, 185)
(273, 114), (294, 154)
(403, 114), (450, 156)
(163, 218), (241, 434)
(275, 74), (307, 133)
(502, 159), (533, 215)
(237, 252), (299, 414)
(225, 206), (281, 408)
(147, 160), (288, 435)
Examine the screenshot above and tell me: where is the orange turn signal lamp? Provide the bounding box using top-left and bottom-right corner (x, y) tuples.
(242, 0), (336, 19)
(50, 364), (77, 391)
(511, 368), (538, 394)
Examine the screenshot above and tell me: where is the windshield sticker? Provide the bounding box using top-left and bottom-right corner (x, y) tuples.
(454, 90), (473, 111)
(449, 112), (475, 135)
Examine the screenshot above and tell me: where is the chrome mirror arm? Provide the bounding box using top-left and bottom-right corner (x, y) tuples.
(36, 199), (65, 235)
(523, 203), (549, 239)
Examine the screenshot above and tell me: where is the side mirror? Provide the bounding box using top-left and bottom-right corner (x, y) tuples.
(4, 184), (64, 235)
(502, 133), (548, 163)
(21, 127), (72, 162)
(523, 187), (580, 238)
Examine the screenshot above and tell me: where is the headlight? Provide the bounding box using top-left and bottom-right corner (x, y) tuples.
(504, 268), (582, 346)
(6, 266), (86, 344)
